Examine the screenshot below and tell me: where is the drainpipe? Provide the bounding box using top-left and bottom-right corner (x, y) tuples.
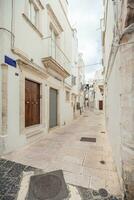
(113, 0), (120, 36)
(0, 0), (15, 50)
(11, 0), (15, 49)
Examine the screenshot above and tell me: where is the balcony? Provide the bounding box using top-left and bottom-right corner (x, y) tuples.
(42, 37), (71, 79)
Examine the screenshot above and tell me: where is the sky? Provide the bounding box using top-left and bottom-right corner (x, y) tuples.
(68, 0), (103, 81)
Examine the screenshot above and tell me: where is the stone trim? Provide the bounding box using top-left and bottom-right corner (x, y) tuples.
(17, 59), (48, 79)
(46, 4), (63, 34)
(22, 13), (43, 38)
(1, 64), (8, 136)
(59, 0), (72, 30)
(36, 0), (45, 9)
(18, 61), (46, 138)
(42, 57), (70, 79)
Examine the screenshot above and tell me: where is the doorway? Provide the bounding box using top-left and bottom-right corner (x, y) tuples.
(99, 100), (103, 110)
(25, 79), (40, 127)
(49, 88), (58, 128)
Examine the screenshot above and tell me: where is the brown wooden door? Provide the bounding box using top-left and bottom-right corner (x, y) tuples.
(25, 79), (40, 127)
(99, 100), (103, 110)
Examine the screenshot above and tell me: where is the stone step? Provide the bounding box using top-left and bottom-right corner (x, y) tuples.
(26, 130), (44, 144)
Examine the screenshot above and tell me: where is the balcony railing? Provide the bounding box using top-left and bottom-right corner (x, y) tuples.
(43, 36), (71, 73)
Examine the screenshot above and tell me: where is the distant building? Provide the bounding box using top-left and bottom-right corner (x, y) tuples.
(93, 69), (104, 111)
(77, 53), (86, 113)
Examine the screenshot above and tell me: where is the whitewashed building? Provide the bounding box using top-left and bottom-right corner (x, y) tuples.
(0, 0), (84, 154)
(102, 0), (134, 198)
(93, 69), (104, 111)
(77, 53), (85, 113)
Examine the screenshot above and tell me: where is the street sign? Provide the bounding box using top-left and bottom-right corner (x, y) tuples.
(4, 55), (16, 68)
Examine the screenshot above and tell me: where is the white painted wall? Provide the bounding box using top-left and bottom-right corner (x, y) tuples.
(93, 69), (104, 110)
(94, 84), (103, 110)
(64, 96), (73, 125)
(45, 0), (73, 63)
(102, 0), (134, 195)
(77, 53), (85, 110)
(0, 0), (75, 69)
(0, 66), (2, 137)
(59, 0), (69, 15)
(103, 0), (123, 188)
(71, 29), (79, 94)
(0, 30), (2, 137)
(105, 52), (122, 181)
(0, 0), (83, 154)
(6, 67), (26, 152)
(103, 0), (115, 69)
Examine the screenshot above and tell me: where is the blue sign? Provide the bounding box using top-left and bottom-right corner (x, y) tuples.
(4, 56), (16, 68)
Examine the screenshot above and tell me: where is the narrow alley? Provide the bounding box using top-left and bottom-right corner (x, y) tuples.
(1, 0), (134, 199)
(3, 109), (121, 198)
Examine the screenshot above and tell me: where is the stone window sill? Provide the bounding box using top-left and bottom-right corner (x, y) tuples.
(22, 13), (43, 38)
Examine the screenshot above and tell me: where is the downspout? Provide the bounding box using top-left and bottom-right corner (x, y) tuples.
(113, 0), (120, 36)
(0, 0), (15, 50)
(11, 0), (15, 49)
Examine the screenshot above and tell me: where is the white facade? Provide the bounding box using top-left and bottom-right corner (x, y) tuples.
(102, 0), (134, 198)
(77, 53), (85, 112)
(90, 69), (104, 110)
(102, 1), (123, 190)
(0, 0), (83, 154)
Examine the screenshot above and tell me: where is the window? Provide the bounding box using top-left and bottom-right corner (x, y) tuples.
(51, 29), (57, 43)
(28, 0), (39, 27)
(50, 28), (58, 58)
(66, 91), (70, 102)
(71, 75), (76, 86)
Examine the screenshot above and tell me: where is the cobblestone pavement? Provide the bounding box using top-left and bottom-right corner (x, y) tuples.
(2, 109), (123, 199)
(0, 158), (37, 199)
(0, 159), (121, 200)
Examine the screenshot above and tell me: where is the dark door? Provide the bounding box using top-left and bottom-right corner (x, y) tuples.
(99, 100), (103, 110)
(49, 88), (58, 128)
(25, 79), (40, 127)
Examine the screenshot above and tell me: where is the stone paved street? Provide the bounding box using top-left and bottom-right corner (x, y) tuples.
(0, 159), (121, 200)
(3, 109), (122, 198)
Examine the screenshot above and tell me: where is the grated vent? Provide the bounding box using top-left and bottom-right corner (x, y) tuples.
(80, 137), (96, 142)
